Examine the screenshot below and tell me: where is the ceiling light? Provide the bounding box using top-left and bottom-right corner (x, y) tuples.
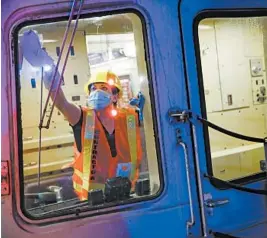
(198, 25), (213, 30)
(42, 39), (58, 43)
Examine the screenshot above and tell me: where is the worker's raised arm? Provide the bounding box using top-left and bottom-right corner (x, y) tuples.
(20, 30), (81, 126)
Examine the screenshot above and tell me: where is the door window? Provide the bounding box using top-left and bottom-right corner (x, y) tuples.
(197, 17), (267, 181)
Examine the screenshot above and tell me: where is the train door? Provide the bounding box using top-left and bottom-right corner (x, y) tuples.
(179, 0), (267, 236)
(2, 1), (205, 238)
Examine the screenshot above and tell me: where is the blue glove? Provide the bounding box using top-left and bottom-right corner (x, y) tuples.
(20, 30), (61, 91)
(129, 92), (145, 123)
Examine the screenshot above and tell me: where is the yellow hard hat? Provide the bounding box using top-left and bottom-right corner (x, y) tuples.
(84, 71), (122, 98)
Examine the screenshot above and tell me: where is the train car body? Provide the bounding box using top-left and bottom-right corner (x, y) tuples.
(1, 0), (267, 237)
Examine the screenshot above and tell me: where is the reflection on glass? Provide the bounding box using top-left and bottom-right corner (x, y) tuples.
(19, 13), (160, 218)
(198, 17), (267, 180)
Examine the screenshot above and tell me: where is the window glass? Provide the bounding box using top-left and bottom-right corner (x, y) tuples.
(198, 17), (267, 181)
(18, 13), (160, 218)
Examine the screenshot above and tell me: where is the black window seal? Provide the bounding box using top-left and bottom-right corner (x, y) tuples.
(13, 8), (164, 223)
(193, 9), (267, 189)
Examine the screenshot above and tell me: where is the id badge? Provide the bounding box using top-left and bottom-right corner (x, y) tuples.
(116, 163), (132, 178)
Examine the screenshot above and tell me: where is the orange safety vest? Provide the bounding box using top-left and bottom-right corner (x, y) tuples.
(72, 107), (142, 200)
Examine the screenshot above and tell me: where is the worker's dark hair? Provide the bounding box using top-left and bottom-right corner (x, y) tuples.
(111, 87), (120, 96)
(112, 88), (119, 107)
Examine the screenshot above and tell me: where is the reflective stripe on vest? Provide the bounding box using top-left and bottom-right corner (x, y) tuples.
(73, 180), (82, 193)
(73, 110), (137, 200)
(126, 114), (137, 180)
(80, 110), (95, 198)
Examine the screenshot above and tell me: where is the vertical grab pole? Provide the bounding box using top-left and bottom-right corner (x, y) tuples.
(38, 67), (44, 190)
(39, 0), (78, 129)
(46, 0), (84, 128)
(192, 125), (208, 237)
(264, 138), (267, 174)
(179, 142), (195, 234)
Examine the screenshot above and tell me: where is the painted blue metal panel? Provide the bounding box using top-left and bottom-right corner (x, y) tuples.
(180, 0), (267, 235)
(2, 0), (266, 237)
(1, 0), (202, 237)
(231, 221), (267, 237)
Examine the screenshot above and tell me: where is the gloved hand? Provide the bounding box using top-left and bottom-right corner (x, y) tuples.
(20, 30), (61, 91)
(42, 64), (62, 92)
(129, 92), (145, 123)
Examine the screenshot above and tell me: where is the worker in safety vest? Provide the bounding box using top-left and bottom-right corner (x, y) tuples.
(20, 30), (143, 201)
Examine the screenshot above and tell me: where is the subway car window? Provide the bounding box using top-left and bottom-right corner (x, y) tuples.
(198, 17), (267, 181)
(18, 13), (160, 218)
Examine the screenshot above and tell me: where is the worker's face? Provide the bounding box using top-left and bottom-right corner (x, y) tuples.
(90, 83), (119, 104)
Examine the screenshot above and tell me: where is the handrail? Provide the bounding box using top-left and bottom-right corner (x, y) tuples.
(39, 0), (83, 129)
(179, 142), (195, 233)
(204, 174), (267, 195)
(197, 117), (265, 144)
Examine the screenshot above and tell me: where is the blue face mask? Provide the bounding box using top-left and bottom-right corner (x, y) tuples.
(87, 90), (112, 110)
